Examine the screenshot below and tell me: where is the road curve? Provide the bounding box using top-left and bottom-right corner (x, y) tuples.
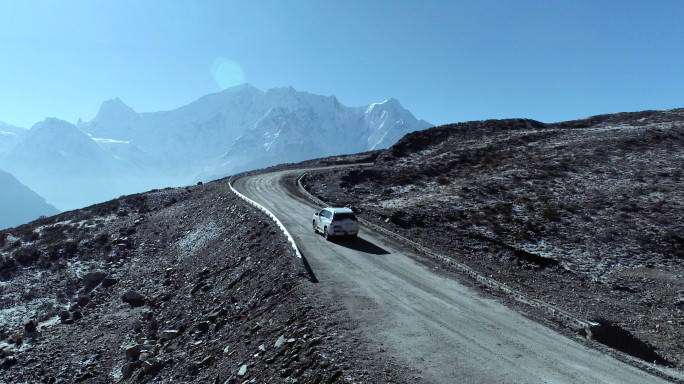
(233, 168), (680, 384)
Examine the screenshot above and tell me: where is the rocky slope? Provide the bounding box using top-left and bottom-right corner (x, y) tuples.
(0, 181), (408, 383)
(300, 109), (684, 371)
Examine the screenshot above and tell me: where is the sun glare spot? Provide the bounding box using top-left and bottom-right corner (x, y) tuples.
(211, 58), (246, 89)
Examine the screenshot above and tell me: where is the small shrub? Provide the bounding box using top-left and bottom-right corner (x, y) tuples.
(124, 194), (149, 213)
(662, 230), (684, 258)
(0, 253), (18, 276)
(39, 225), (67, 244)
(10, 225), (39, 242)
(36, 253), (54, 269)
(436, 176), (451, 185)
(63, 240), (78, 258)
(24, 231), (40, 242)
(46, 240), (79, 260)
(94, 233), (109, 246)
(540, 207), (560, 222)
(21, 286), (39, 301)
(493, 202), (513, 215)
(89, 199), (121, 217)
(13, 245), (41, 266)
(118, 227), (136, 237)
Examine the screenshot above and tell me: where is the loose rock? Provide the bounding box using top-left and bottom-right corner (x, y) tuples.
(122, 290), (145, 307)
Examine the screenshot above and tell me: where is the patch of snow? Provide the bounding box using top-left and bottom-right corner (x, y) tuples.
(175, 221), (221, 256)
(93, 137), (131, 144)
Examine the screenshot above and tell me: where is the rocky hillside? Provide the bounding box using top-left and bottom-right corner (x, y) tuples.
(0, 181), (407, 383)
(301, 109), (684, 370)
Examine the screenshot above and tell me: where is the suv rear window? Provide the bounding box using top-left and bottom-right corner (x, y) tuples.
(333, 213), (357, 221)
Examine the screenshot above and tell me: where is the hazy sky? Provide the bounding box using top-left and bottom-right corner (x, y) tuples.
(1, 1), (683, 128)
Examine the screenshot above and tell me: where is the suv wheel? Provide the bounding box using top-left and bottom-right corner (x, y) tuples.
(323, 227), (330, 241)
(312, 221), (317, 233)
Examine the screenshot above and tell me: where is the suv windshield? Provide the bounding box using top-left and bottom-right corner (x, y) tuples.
(334, 213), (357, 221)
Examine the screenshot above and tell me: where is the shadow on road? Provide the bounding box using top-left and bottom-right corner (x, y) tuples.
(334, 237), (390, 255)
(300, 254), (319, 283)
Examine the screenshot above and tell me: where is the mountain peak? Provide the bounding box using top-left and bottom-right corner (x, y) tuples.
(264, 85), (300, 97)
(32, 117), (79, 132)
(27, 118), (97, 147)
(365, 98), (406, 115)
(383, 98), (402, 107)
(93, 98), (138, 123)
(103, 97), (132, 108)
(222, 83), (258, 94)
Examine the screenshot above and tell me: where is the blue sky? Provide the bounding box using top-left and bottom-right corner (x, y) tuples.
(1, 1), (683, 128)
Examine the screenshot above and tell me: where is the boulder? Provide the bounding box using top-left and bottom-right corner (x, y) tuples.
(24, 321), (37, 334)
(59, 310), (71, 324)
(121, 361), (143, 379)
(160, 330), (179, 341)
(237, 364), (247, 376)
(197, 321), (210, 333)
(125, 344), (142, 362)
(122, 290), (145, 307)
(82, 271), (107, 292)
(101, 277), (118, 288)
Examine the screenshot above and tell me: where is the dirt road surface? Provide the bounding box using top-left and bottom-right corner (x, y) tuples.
(233, 169), (681, 384)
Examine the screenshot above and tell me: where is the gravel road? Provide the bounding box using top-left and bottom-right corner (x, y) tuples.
(233, 168), (680, 384)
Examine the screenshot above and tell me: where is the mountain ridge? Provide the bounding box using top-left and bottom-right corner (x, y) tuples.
(0, 169), (59, 230)
(0, 84), (431, 212)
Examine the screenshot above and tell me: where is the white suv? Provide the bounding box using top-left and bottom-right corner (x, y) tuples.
(313, 207), (359, 240)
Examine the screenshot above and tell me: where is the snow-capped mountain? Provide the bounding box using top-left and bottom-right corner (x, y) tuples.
(0, 118), (175, 210)
(80, 84), (431, 177)
(365, 98), (420, 150)
(211, 89), (430, 175)
(5, 118), (113, 173)
(3, 84), (431, 212)
(80, 85), (268, 174)
(0, 118), (121, 210)
(0, 169), (59, 230)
